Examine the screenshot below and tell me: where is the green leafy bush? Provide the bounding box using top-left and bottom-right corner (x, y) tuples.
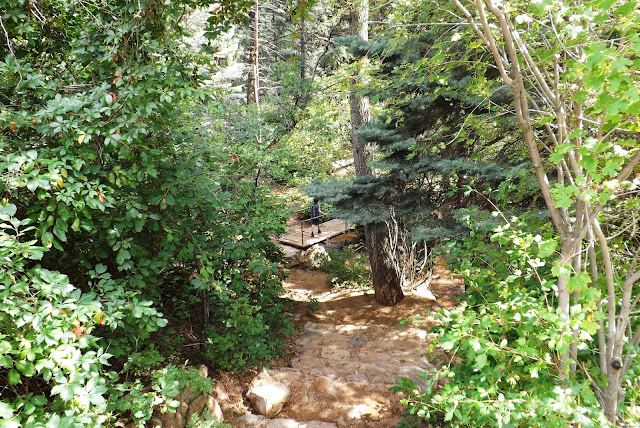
(204, 289), (294, 371)
(0, 0), (293, 425)
(108, 365), (215, 426)
(320, 245), (372, 289)
(393, 214), (615, 426)
(122, 345), (166, 376)
(186, 410), (230, 428)
(0, 204), (112, 426)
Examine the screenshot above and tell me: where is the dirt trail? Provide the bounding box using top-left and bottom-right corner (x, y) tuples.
(231, 258), (463, 428)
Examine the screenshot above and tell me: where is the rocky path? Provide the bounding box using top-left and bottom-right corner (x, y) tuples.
(233, 258), (463, 428)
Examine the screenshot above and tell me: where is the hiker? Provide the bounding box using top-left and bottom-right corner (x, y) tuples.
(309, 197), (325, 237)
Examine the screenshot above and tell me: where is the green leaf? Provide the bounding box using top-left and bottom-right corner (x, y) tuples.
(23, 402), (35, 416)
(552, 192), (573, 209)
(538, 239), (557, 258)
(599, 191), (614, 204)
(476, 353), (487, 369)
(603, 160), (621, 177)
(30, 395), (47, 406)
(132, 306), (143, 318)
(596, 0), (617, 9)
(552, 263), (571, 278)
(0, 204), (17, 218)
(8, 369), (20, 385)
(15, 360), (36, 376)
(580, 319), (600, 335)
(568, 273), (591, 292)
(0, 356), (12, 367)
(615, 1), (637, 17)
(53, 225), (67, 242)
(549, 142), (574, 164)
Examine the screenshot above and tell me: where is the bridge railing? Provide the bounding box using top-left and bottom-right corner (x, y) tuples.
(279, 209), (348, 246)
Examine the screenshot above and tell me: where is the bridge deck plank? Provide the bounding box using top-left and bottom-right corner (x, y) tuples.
(278, 218), (351, 249)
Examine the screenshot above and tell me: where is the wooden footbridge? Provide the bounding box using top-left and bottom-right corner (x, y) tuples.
(278, 215), (352, 249)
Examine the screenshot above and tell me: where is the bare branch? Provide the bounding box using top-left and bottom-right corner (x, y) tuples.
(592, 218), (617, 364)
(506, 13), (558, 108)
(616, 269), (640, 343)
(0, 16), (14, 58)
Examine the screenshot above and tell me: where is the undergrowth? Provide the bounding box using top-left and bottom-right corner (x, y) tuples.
(320, 245), (372, 290)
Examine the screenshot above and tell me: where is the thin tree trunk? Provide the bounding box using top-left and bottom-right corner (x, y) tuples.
(200, 288), (209, 351)
(253, 0), (260, 115)
(300, 14), (306, 80)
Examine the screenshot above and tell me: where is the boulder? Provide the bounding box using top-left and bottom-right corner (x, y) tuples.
(206, 395), (224, 422)
(148, 416), (163, 428)
(161, 408), (176, 428)
(174, 402), (189, 428)
(247, 369), (291, 418)
(186, 394), (207, 424)
(297, 245), (330, 268)
(236, 413), (266, 427)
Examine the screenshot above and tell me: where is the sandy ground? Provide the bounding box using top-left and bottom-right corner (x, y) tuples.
(214, 256), (463, 428)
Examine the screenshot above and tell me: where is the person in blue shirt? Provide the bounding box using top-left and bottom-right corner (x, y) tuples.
(309, 197), (325, 237)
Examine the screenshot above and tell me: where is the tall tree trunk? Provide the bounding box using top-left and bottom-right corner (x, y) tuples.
(349, 2), (372, 176)
(246, 10), (255, 105)
(367, 223), (404, 305)
(300, 13), (307, 80)
(253, 0), (260, 116)
(348, 0), (403, 306)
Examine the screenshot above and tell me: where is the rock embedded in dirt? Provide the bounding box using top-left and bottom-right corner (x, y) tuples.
(236, 413), (266, 427)
(296, 244), (330, 268)
(247, 369), (291, 418)
(413, 284), (437, 300)
(206, 395), (224, 422)
(265, 419), (338, 428)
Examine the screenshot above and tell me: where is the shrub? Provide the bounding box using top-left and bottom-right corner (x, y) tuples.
(107, 365), (215, 426)
(393, 214), (615, 426)
(0, 204), (113, 426)
(320, 245), (372, 289)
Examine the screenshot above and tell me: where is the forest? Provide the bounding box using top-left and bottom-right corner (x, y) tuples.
(1, 0), (639, 426)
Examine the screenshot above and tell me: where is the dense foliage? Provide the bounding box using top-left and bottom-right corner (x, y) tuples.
(0, 1), (292, 425)
(309, 29), (527, 234)
(319, 244), (372, 290)
(3, 0), (639, 426)
(384, 0), (640, 425)
(395, 213), (613, 426)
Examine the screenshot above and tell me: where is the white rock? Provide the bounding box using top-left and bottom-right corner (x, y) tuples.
(265, 418), (299, 427)
(206, 395), (224, 422)
(413, 284), (437, 300)
(236, 413), (266, 427)
(299, 422), (338, 428)
(297, 245), (330, 268)
(247, 369), (291, 418)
